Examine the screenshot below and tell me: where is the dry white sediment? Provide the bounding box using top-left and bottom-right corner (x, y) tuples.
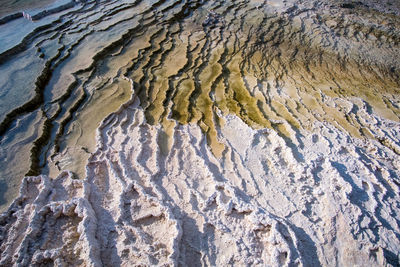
(1, 0), (400, 266)
(1, 91), (399, 266)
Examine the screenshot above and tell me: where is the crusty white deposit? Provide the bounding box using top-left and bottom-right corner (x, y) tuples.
(1, 91), (400, 266)
(1, 0), (400, 266)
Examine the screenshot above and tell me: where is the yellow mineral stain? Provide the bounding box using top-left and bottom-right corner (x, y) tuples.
(227, 57), (269, 128)
(172, 79), (195, 124)
(59, 78), (132, 178)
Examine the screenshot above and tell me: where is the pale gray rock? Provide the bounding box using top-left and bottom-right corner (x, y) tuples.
(1, 93), (399, 266)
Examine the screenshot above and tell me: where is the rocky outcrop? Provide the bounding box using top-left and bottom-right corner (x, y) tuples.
(0, 0), (400, 265)
(1, 92), (400, 266)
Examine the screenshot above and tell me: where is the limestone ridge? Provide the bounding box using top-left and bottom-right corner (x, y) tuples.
(1, 92), (400, 266)
(0, 0), (399, 266)
(0, 0), (399, 184)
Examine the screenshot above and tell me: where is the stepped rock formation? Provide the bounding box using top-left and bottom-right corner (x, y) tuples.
(0, 0), (400, 266)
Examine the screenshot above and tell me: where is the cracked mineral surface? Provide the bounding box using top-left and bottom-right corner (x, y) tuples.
(0, 0), (400, 266)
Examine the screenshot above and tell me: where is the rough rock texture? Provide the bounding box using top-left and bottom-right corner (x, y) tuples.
(0, 0), (400, 266)
(1, 93), (400, 266)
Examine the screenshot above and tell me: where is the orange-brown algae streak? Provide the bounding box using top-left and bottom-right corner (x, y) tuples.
(195, 49), (225, 158)
(147, 35), (188, 124)
(52, 78), (132, 178)
(226, 55), (270, 129)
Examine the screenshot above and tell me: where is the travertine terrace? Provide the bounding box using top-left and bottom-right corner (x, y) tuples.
(0, 0), (399, 266)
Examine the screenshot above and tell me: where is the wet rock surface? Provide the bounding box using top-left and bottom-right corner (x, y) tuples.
(0, 0), (400, 266)
(202, 11), (224, 29)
